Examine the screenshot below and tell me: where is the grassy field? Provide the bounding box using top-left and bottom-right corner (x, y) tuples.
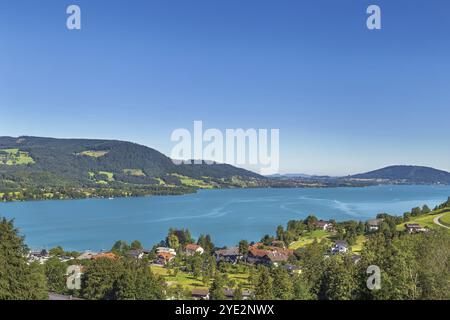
(77, 150), (109, 158)
(150, 265), (252, 291)
(123, 168), (146, 177)
(99, 171), (115, 181)
(288, 229), (331, 250)
(396, 208), (450, 232)
(438, 211), (450, 227)
(172, 174), (215, 189)
(351, 235), (367, 253)
(0, 148), (35, 165)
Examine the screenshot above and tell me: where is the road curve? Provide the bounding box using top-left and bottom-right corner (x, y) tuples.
(433, 215), (450, 229)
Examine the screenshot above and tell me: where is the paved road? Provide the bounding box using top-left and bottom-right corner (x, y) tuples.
(433, 215), (450, 229)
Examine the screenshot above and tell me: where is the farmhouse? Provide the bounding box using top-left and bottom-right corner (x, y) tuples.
(367, 218), (384, 231)
(191, 289), (210, 300)
(214, 247), (242, 264)
(313, 220), (332, 231)
(185, 244), (204, 256)
(405, 223), (428, 233)
(27, 249), (50, 264)
(92, 252), (118, 260)
(156, 247), (177, 255)
(77, 251), (98, 260)
(155, 252), (176, 265)
(246, 243), (293, 266)
(332, 240), (348, 254)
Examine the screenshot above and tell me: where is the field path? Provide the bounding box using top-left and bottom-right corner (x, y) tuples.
(433, 215), (450, 229)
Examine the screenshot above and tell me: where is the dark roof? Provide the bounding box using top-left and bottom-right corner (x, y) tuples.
(405, 224), (422, 228)
(367, 218), (383, 226)
(191, 289), (209, 296)
(127, 249), (150, 256)
(334, 240), (348, 247)
(215, 247), (240, 256)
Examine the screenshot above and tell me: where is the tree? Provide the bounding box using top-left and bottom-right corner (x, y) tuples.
(233, 285), (243, 300)
(167, 234), (180, 250)
(293, 275), (314, 300)
(0, 217), (48, 300)
(254, 267), (274, 300)
(113, 259), (166, 300)
(49, 246), (65, 257)
(421, 205), (431, 215)
(271, 268), (294, 300)
(81, 258), (123, 300)
(320, 255), (358, 300)
(276, 225), (285, 242)
(130, 240), (143, 250)
(197, 234), (214, 254)
(238, 240), (249, 256)
(45, 257), (67, 293)
(111, 240), (130, 255)
(209, 274), (226, 300)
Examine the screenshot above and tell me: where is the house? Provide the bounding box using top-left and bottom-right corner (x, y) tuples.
(156, 247), (177, 255)
(92, 252), (118, 260)
(405, 224), (428, 233)
(185, 244), (205, 256)
(313, 220), (332, 231)
(27, 249), (50, 264)
(332, 240), (348, 254)
(214, 247), (242, 264)
(367, 218), (383, 231)
(223, 289), (253, 300)
(155, 252), (176, 265)
(127, 249), (150, 259)
(246, 244), (293, 266)
(59, 255), (75, 263)
(77, 251), (98, 260)
(191, 289), (210, 300)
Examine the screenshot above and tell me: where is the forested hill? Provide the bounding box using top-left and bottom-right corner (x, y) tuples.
(349, 165), (450, 184)
(0, 136), (264, 197)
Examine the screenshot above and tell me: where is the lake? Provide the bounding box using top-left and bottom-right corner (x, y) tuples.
(1, 185), (450, 251)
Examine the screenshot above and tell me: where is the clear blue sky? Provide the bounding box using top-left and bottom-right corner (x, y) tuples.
(1, 0), (450, 175)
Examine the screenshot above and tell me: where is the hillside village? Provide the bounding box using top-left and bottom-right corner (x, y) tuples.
(21, 198), (450, 300)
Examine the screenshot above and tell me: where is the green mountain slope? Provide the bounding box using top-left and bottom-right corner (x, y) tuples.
(0, 136), (264, 199)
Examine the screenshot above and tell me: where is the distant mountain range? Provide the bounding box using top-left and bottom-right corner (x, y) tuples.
(348, 165), (450, 184)
(274, 165), (450, 185)
(1, 136), (449, 198)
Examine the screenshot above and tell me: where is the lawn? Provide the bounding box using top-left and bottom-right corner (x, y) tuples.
(351, 235), (367, 253)
(171, 174), (215, 189)
(150, 265), (252, 291)
(151, 265), (207, 290)
(289, 229), (331, 250)
(99, 171), (115, 181)
(438, 211), (450, 227)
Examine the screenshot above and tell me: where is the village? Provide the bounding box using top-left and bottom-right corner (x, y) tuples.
(26, 213), (433, 300)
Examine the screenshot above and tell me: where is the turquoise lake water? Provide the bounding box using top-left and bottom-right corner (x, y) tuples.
(1, 185), (450, 251)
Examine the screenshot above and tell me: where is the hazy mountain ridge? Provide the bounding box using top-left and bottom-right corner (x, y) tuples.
(347, 165), (450, 184)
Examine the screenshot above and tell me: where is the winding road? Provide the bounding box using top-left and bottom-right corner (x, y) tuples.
(433, 215), (450, 229)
